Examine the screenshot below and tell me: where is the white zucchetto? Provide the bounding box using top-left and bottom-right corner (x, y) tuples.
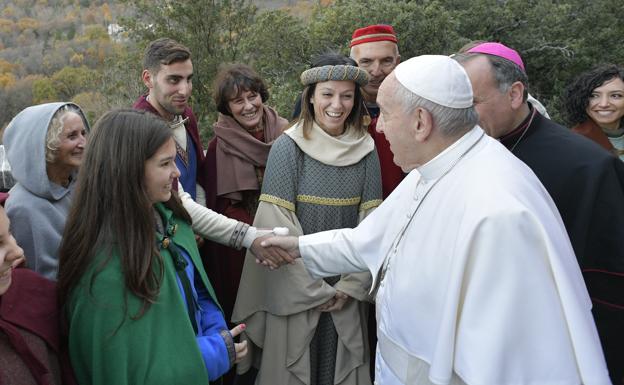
(394, 55), (473, 109)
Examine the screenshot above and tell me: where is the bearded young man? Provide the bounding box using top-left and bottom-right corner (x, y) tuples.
(133, 38), (207, 205)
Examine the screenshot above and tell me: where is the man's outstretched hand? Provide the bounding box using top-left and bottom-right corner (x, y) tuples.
(249, 235), (300, 269)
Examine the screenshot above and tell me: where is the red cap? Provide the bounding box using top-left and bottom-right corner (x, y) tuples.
(350, 24), (398, 48)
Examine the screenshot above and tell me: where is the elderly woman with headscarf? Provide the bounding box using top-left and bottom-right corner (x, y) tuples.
(3, 103), (88, 280)
(232, 53), (381, 385)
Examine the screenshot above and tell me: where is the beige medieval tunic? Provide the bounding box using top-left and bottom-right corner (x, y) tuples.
(232, 122), (382, 385)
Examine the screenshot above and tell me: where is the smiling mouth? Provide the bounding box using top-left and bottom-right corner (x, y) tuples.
(242, 111), (258, 119)
(325, 111), (343, 118)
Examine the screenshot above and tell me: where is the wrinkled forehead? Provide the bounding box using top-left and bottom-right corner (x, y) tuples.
(60, 111), (87, 130)
(351, 40), (399, 61)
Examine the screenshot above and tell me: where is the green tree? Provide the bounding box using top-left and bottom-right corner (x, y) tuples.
(0, 74), (41, 127)
(240, 9), (311, 118)
(0, 0), (618, 133)
(444, 0), (624, 122)
(32, 76), (58, 103)
(50, 65), (101, 100)
(78, 24), (110, 42)
(99, 44), (144, 111)
(72, 91), (107, 123)
(237, 0), (464, 119)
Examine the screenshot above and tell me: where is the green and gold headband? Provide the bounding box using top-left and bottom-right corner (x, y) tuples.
(300, 65), (369, 86)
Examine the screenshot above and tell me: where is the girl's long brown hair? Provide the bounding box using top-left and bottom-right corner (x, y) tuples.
(57, 109), (191, 319)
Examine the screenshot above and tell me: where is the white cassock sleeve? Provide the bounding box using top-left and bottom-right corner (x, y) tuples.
(299, 228), (365, 279)
(299, 200), (395, 281)
(299, 171), (416, 282)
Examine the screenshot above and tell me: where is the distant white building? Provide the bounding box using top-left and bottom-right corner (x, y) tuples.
(107, 23), (125, 42)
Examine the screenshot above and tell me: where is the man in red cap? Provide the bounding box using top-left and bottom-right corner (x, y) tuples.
(350, 24), (404, 198)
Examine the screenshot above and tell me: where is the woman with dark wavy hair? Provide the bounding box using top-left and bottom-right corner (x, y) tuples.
(57, 109), (247, 385)
(232, 53), (381, 385)
(564, 64), (624, 159)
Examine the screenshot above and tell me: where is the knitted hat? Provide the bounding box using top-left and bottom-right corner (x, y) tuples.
(350, 24), (398, 47)
(394, 55), (473, 109)
(300, 64), (369, 86)
(466, 42), (525, 72)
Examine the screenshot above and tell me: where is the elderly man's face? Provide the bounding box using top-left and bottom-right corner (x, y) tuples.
(351, 41), (400, 102)
(376, 73), (420, 172)
(461, 56), (515, 138)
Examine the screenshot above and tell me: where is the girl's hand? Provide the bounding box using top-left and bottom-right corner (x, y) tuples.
(229, 323), (248, 364)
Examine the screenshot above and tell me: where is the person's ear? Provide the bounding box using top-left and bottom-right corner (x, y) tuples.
(509, 81), (525, 110)
(142, 69), (154, 89)
(413, 107), (433, 142)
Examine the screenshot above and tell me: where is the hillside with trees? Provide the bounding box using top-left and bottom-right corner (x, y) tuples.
(0, 0), (141, 125)
(1, 0), (623, 139)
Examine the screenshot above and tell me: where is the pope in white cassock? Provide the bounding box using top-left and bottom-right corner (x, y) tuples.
(259, 55), (611, 385)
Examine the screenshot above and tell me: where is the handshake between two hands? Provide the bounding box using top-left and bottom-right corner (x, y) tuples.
(247, 228), (352, 312)
(248, 227), (301, 269)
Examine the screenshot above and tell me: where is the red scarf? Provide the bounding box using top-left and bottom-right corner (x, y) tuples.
(0, 269), (76, 385)
(572, 119), (617, 155)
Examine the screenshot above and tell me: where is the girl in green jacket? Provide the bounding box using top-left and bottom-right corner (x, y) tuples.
(57, 109), (247, 385)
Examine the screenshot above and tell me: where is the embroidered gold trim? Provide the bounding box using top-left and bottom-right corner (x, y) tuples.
(259, 194), (296, 212)
(297, 194), (361, 206)
(360, 199), (382, 211)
